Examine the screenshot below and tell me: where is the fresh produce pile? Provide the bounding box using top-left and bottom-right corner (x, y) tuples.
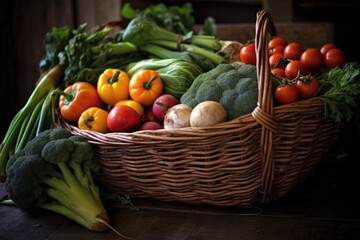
(1, 2), (360, 235)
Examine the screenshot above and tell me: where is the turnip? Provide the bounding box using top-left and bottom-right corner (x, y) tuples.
(144, 108), (156, 122)
(152, 94), (179, 123)
(190, 101), (227, 127)
(164, 104), (193, 129)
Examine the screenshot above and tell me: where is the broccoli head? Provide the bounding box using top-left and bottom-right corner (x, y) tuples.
(180, 62), (258, 120)
(4, 127), (109, 232)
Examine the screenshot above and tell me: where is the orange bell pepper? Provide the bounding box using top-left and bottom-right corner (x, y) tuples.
(57, 82), (103, 122)
(78, 107), (109, 133)
(129, 69), (163, 106)
(97, 68), (130, 106)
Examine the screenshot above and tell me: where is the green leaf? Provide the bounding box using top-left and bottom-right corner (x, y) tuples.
(121, 3), (137, 19)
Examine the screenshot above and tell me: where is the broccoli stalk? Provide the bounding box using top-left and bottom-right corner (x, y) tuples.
(41, 169), (108, 231)
(4, 128), (110, 232)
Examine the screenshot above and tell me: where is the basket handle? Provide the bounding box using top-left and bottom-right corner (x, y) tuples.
(252, 10), (277, 203)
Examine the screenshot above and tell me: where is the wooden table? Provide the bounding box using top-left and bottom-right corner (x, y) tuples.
(1, 150), (359, 240)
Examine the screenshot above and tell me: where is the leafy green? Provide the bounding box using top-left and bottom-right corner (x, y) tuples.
(39, 26), (72, 72)
(120, 2), (216, 36)
(121, 2), (195, 35)
(39, 23), (142, 87)
(199, 16), (217, 36)
(318, 62), (360, 122)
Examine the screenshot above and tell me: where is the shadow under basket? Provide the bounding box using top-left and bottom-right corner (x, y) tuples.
(58, 10), (339, 208)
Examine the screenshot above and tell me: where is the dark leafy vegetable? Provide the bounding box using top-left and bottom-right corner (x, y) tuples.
(40, 23), (142, 87)
(318, 62), (360, 122)
(121, 2), (195, 35)
(120, 2), (216, 36)
(39, 26), (72, 72)
(198, 16), (217, 36)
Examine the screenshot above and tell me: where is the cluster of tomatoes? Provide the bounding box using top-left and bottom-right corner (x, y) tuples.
(239, 36), (346, 105)
(58, 68), (179, 133)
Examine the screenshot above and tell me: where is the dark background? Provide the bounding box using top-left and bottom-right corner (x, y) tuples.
(1, 0), (359, 140)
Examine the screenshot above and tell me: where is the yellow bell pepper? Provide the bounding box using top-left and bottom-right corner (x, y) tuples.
(78, 107), (109, 133)
(97, 68), (130, 106)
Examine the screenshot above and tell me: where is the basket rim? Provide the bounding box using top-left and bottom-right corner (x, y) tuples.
(57, 96), (325, 140)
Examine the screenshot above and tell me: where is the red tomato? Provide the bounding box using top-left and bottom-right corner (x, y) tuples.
(275, 84), (300, 105)
(300, 48), (323, 71)
(107, 105), (141, 132)
(285, 60), (309, 80)
(271, 68), (286, 78)
(284, 42), (304, 60)
(269, 45), (285, 56)
(324, 48), (346, 68)
(320, 43), (337, 56)
(269, 53), (286, 69)
(240, 43), (256, 65)
(296, 76), (320, 99)
(268, 36), (288, 49)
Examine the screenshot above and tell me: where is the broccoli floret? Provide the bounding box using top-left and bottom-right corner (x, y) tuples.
(196, 80), (223, 102)
(180, 62), (258, 120)
(42, 138), (75, 163)
(4, 127), (110, 232)
(23, 135), (50, 156)
(5, 150), (25, 174)
(48, 127), (73, 140)
(6, 155), (51, 209)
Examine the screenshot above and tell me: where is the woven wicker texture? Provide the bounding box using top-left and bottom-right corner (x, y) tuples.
(59, 10), (339, 207)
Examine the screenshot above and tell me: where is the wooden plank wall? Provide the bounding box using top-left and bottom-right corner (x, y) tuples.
(0, 0), (121, 139)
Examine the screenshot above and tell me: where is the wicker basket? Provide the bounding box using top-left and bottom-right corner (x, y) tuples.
(59, 10), (339, 208)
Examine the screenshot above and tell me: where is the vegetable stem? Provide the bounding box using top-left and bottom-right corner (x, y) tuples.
(108, 71), (120, 85)
(144, 75), (158, 90)
(15, 97), (46, 152)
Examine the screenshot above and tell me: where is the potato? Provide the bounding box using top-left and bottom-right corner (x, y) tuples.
(190, 101), (227, 127)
